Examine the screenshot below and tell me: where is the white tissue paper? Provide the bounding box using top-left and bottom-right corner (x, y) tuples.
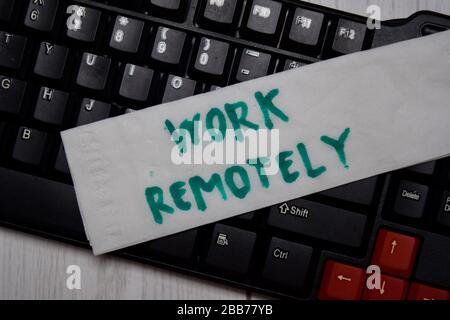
(62, 31), (450, 255)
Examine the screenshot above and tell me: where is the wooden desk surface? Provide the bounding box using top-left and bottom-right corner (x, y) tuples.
(1, 0), (449, 300)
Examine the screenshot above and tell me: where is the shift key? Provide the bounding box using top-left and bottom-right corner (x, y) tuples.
(268, 199), (367, 248)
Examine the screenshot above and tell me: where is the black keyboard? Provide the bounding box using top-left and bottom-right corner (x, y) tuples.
(1, 0), (450, 300)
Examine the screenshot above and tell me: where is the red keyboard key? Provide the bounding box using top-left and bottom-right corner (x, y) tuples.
(319, 261), (365, 300)
(371, 229), (420, 278)
(408, 283), (450, 300)
(363, 274), (409, 300)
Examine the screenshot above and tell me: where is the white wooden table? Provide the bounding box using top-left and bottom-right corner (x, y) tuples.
(1, 0), (450, 300)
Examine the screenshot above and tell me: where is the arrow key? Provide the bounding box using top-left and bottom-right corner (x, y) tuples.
(363, 274), (409, 300)
(408, 282), (450, 300)
(371, 229), (420, 278)
(318, 261), (365, 300)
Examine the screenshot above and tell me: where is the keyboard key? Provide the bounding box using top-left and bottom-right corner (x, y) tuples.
(12, 127), (48, 165)
(246, 0), (282, 35)
(320, 177), (378, 206)
(236, 49), (271, 82)
(76, 53), (111, 90)
(363, 274), (408, 300)
(108, 0), (143, 11)
(205, 224), (256, 275)
(0, 32), (27, 69)
(151, 27), (186, 65)
(55, 143), (69, 174)
(268, 199), (367, 248)
(408, 283), (450, 300)
(209, 85), (221, 91)
(319, 261), (365, 300)
(421, 24), (450, 36)
(0, 0), (15, 21)
(24, 0), (59, 31)
(150, 0), (180, 10)
(371, 229), (420, 278)
(289, 8), (324, 46)
(34, 42), (68, 79)
(0, 76), (26, 114)
(332, 19), (367, 54)
(147, 229), (198, 262)
(77, 99), (111, 126)
(110, 16), (144, 53)
(194, 37), (230, 76)
(438, 190), (450, 227)
(203, 0), (238, 25)
(148, 0), (186, 21)
(394, 180), (429, 219)
(407, 161), (436, 175)
(0, 167), (85, 239)
(283, 59), (305, 71)
(162, 75), (196, 103)
(415, 233), (450, 288)
(33, 87), (68, 125)
(124, 108), (137, 114)
(261, 237), (312, 292)
(119, 64), (154, 102)
(236, 212), (254, 221)
(66, 5), (101, 42)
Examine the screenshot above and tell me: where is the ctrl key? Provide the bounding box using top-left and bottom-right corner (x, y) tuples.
(205, 224), (256, 275)
(318, 261), (365, 300)
(12, 127), (48, 165)
(261, 237), (312, 292)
